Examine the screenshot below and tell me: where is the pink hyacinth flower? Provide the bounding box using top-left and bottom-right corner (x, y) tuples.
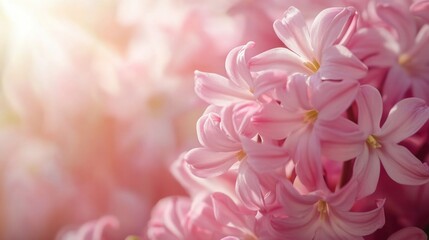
(250, 6), (367, 81)
(194, 42), (283, 106)
(252, 74), (359, 190)
(353, 85), (429, 198)
(272, 180), (385, 240)
(376, 3), (429, 107)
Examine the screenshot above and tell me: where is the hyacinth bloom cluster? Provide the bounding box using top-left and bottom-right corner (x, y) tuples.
(147, 1), (429, 240)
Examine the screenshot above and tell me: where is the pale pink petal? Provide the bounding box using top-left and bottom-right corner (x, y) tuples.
(147, 197), (191, 240)
(211, 192), (255, 232)
(319, 117), (365, 161)
(378, 143), (429, 185)
(356, 85), (383, 136)
(330, 199), (385, 237)
(273, 6), (314, 61)
(310, 7), (357, 58)
(276, 180), (319, 217)
(251, 102), (303, 140)
(194, 71), (253, 106)
(281, 74), (312, 111)
(387, 227), (428, 240)
(312, 80), (359, 120)
(410, 0), (429, 22)
(196, 113), (240, 151)
(252, 71), (287, 98)
(225, 42), (255, 90)
(380, 97), (429, 143)
(185, 148), (238, 178)
(376, 3), (417, 50)
(353, 146), (381, 199)
(286, 127), (326, 191)
(242, 137), (290, 172)
(327, 180), (359, 211)
(236, 163), (269, 210)
(318, 45), (367, 80)
(220, 101), (259, 141)
(272, 181), (319, 239)
(249, 47), (309, 74)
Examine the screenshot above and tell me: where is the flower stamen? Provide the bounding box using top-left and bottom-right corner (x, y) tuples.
(366, 135), (381, 149)
(317, 200), (329, 219)
(303, 59), (320, 73)
(236, 149), (247, 161)
(304, 109), (319, 123)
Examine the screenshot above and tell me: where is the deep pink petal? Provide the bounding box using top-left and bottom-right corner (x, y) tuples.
(356, 85), (383, 136)
(377, 3), (417, 50)
(310, 7), (357, 58)
(380, 97), (429, 143)
(249, 47), (309, 74)
(273, 6), (314, 61)
(328, 180), (359, 211)
(378, 143), (429, 185)
(318, 45), (367, 80)
(319, 117), (365, 161)
(312, 80), (359, 120)
(405, 25), (429, 64)
(225, 42), (255, 90)
(194, 71), (253, 106)
(387, 227), (428, 240)
(382, 65), (412, 110)
(185, 148), (238, 178)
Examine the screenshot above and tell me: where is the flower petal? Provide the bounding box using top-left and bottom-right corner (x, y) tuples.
(242, 137), (290, 172)
(356, 85), (383, 136)
(378, 143), (429, 185)
(318, 45), (367, 80)
(310, 7), (357, 58)
(194, 71), (253, 106)
(252, 101), (303, 140)
(353, 146), (381, 199)
(312, 80), (359, 121)
(387, 227), (428, 240)
(319, 117), (365, 161)
(380, 97), (429, 143)
(273, 6), (314, 61)
(249, 47), (308, 74)
(330, 199), (385, 237)
(377, 3), (417, 50)
(185, 148), (238, 178)
(225, 42), (255, 90)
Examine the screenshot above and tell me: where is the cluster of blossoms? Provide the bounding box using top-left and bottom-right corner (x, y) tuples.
(146, 1), (429, 240)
